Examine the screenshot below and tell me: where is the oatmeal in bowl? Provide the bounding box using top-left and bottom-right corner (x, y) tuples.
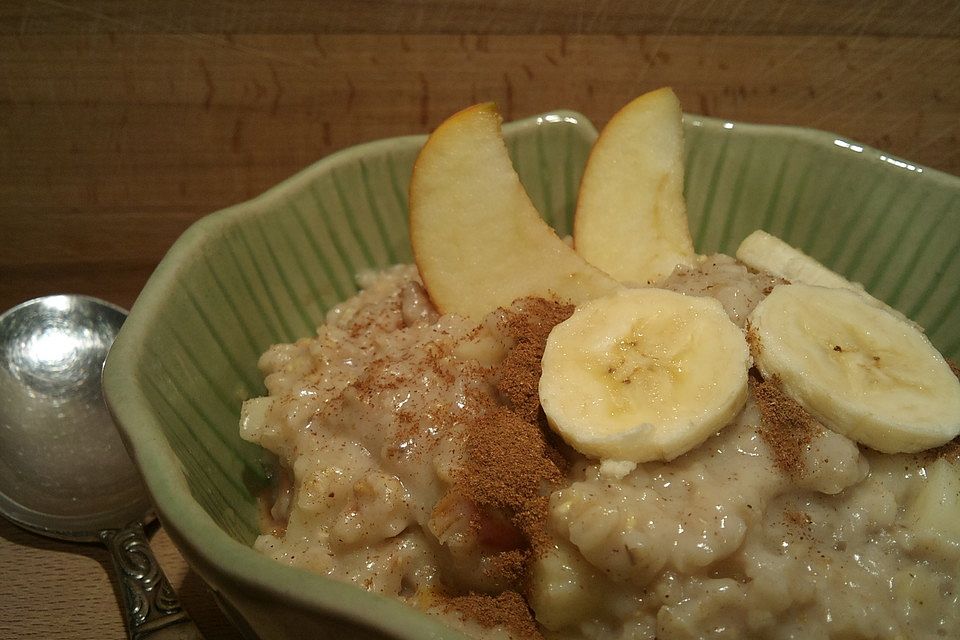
(239, 89), (960, 639)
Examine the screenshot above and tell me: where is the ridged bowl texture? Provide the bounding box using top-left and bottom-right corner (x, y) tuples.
(103, 111), (960, 639)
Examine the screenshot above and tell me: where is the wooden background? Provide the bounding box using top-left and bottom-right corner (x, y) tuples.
(1, 2), (958, 638)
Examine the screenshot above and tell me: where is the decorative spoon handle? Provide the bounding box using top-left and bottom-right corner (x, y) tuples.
(101, 522), (204, 639)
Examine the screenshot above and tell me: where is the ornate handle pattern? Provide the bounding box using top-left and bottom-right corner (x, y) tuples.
(101, 522), (202, 639)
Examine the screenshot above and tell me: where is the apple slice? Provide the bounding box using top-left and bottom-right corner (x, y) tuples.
(409, 103), (621, 321)
(573, 87), (697, 285)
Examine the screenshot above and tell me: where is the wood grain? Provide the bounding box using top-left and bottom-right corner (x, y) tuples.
(0, 517), (239, 639)
(2, 33), (957, 313)
(3, 0), (958, 36)
(1, 4), (958, 638)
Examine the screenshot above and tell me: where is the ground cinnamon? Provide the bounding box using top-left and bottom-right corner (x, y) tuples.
(493, 298), (575, 423)
(440, 297), (573, 634)
(439, 591), (545, 640)
(455, 400), (562, 518)
(750, 371), (822, 478)
(925, 438), (960, 462)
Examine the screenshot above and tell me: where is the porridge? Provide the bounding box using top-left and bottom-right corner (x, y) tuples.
(239, 88), (960, 639)
(240, 257), (960, 640)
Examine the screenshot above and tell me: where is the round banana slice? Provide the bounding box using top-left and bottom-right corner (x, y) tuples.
(539, 288), (750, 462)
(749, 284), (960, 453)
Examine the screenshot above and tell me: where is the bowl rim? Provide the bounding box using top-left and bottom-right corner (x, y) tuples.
(102, 109), (960, 638)
(686, 115), (959, 188)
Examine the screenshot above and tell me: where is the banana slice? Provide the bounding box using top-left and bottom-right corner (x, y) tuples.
(539, 288), (750, 462)
(736, 229), (915, 326)
(736, 230), (859, 291)
(749, 283), (960, 453)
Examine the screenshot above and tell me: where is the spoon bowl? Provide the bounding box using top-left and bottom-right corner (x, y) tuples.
(0, 295), (201, 639)
(0, 295), (151, 540)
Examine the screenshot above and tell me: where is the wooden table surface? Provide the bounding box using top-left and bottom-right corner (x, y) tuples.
(1, 2), (958, 638)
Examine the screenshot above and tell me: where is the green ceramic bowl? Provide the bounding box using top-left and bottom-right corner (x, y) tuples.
(102, 111), (960, 639)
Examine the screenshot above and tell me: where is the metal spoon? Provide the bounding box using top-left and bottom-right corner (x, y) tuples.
(0, 295), (201, 639)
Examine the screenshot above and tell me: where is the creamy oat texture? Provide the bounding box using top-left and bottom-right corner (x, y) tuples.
(241, 257), (960, 640)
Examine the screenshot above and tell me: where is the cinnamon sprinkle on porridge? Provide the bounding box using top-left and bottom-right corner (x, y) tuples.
(240, 261), (960, 639)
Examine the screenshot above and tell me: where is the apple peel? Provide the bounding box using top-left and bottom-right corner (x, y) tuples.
(409, 102), (621, 321)
(573, 87), (697, 285)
